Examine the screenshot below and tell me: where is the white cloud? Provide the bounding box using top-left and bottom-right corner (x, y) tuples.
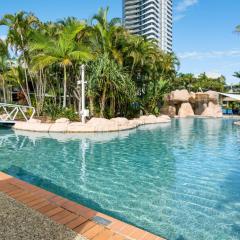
(177, 50), (240, 60)
(176, 0), (198, 12)
(174, 14), (185, 21)
(174, 0), (198, 21)
(205, 72), (222, 78)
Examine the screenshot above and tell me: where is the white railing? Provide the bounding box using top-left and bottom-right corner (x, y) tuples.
(0, 103), (35, 122)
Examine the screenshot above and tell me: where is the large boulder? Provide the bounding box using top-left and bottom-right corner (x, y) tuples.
(87, 117), (119, 132)
(189, 92), (196, 104)
(67, 122), (95, 132)
(110, 117), (129, 126)
(201, 102), (223, 118)
(28, 118), (41, 123)
(205, 91), (219, 103)
(87, 117), (114, 126)
(55, 118), (70, 124)
(170, 90), (190, 103)
(178, 103), (195, 118)
(160, 105), (176, 118)
(138, 115), (171, 124)
(139, 115), (158, 124)
(13, 121), (51, 132)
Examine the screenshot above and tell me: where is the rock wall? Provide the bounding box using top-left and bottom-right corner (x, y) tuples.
(13, 115), (171, 133)
(161, 90), (222, 118)
(178, 103), (195, 118)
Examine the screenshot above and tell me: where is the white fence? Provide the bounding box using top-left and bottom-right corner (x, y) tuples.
(0, 103), (35, 122)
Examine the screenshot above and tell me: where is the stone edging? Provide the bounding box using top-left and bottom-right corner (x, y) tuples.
(13, 115), (171, 133)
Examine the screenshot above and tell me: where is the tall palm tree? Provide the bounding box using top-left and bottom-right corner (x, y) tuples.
(91, 7), (123, 64)
(30, 23), (92, 108)
(0, 11), (40, 106)
(0, 39), (10, 102)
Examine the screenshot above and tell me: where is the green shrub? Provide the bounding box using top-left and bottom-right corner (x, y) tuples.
(43, 103), (79, 121)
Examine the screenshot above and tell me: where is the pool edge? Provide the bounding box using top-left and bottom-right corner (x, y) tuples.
(0, 171), (165, 240)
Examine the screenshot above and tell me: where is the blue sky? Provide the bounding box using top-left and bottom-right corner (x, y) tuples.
(0, 0), (239, 84)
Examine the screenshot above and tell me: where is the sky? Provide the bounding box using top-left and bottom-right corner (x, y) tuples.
(0, 0), (239, 84)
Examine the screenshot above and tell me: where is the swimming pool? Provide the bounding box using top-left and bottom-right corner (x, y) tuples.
(0, 118), (240, 240)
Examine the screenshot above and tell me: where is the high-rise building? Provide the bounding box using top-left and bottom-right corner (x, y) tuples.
(123, 0), (173, 52)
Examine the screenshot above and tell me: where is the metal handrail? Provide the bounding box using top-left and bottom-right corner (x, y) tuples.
(0, 103), (35, 122)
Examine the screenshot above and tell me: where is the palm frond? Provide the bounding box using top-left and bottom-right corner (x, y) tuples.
(31, 55), (58, 71)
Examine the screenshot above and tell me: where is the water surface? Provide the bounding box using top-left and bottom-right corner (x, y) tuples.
(0, 118), (240, 240)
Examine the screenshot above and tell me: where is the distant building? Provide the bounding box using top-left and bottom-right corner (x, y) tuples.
(123, 0), (173, 52)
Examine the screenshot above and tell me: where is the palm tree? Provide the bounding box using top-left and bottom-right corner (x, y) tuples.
(0, 11), (40, 106)
(88, 54), (136, 117)
(233, 71), (240, 79)
(91, 7), (123, 64)
(0, 39), (10, 102)
(30, 22), (92, 108)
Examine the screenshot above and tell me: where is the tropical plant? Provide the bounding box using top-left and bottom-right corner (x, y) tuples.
(88, 54), (136, 117)
(233, 71), (240, 79)
(0, 8), (184, 119)
(173, 72), (226, 92)
(0, 39), (10, 102)
(0, 11), (40, 105)
(30, 22), (92, 108)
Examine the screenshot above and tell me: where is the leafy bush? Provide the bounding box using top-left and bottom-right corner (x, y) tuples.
(60, 108), (79, 121)
(43, 103), (79, 121)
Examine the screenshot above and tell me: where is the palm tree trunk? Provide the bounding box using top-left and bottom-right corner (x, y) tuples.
(23, 67), (31, 106)
(100, 85), (107, 117)
(20, 32), (31, 106)
(63, 65), (67, 108)
(2, 77), (7, 103)
(89, 96), (94, 117)
(109, 94), (115, 118)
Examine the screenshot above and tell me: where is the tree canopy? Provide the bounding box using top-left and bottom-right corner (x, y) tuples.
(0, 9), (228, 120)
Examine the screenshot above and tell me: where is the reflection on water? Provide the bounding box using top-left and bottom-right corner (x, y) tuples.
(0, 119), (240, 240)
(14, 128), (137, 143)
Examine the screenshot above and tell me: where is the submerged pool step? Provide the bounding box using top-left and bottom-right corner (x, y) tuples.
(91, 216), (112, 226)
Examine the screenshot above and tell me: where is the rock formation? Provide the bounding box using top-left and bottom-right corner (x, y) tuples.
(178, 103), (195, 118)
(201, 102), (223, 118)
(169, 90), (190, 103)
(13, 115), (171, 133)
(161, 90), (222, 118)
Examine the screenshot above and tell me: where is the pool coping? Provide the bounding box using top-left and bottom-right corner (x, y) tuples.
(0, 172), (165, 240)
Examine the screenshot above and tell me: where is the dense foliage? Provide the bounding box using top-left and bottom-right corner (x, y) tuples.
(172, 73), (226, 92)
(0, 9), (228, 120)
(0, 9), (180, 119)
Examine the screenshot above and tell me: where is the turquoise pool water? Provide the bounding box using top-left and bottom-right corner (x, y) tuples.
(0, 118), (240, 240)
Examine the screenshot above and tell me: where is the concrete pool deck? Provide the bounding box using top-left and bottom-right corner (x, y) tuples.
(0, 172), (165, 240)
(0, 192), (85, 240)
